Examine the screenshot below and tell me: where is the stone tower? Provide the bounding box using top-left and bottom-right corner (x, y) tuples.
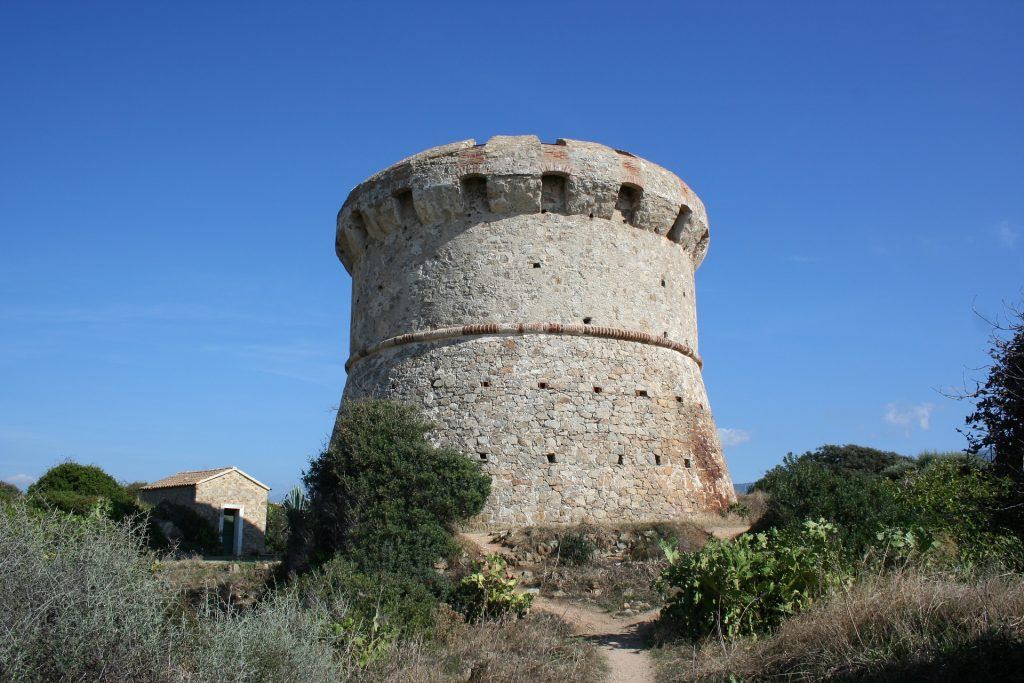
(334, 136), (735, 527)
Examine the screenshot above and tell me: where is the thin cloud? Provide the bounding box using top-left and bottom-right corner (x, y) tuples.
(884, 402), (934, 435)
(995, 220), (1019, 248)
(718, 428), (751, 447)
(3, 473), (35, 489)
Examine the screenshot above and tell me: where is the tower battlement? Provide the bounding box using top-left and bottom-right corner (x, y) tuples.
(336, 136), (710, 273)
(332, 135), (735, 527)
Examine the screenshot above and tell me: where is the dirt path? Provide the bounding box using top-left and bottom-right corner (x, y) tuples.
(461, 533), (658, 683)
(534, 597), (658, 683)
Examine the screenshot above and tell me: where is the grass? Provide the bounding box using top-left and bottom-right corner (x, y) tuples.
(653, 567), (1024, 682)
(359, 610), (605, 682)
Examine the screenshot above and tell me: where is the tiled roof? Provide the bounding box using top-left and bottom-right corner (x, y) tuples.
(141, 466), (270, 491)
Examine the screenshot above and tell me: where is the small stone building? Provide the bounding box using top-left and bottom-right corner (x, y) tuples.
(140, 467), (270, 556)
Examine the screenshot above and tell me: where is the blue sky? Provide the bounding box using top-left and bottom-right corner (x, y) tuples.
(1, 2), (1021, 495)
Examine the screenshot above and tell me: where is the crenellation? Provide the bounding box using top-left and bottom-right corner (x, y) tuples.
(335, 136), (711, 272)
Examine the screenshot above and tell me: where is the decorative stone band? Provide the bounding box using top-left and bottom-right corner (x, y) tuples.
(344, 322), (703, 372)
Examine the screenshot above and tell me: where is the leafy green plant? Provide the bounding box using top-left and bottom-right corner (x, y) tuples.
(557, 532), (596, 566)
(452, 554), (533, 622)
(656, 520), (847, 640)
(303, 400), (491, 577)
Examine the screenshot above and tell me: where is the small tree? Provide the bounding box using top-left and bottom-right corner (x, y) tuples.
(303, 400), (491, 577)
(962, 300), (1024, 478)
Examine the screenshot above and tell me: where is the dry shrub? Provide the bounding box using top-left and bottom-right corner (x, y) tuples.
(656, 569), (1024, 682)
(734, 490), (768, 525)
(539, 560), (664, 614)
(0, 504), (177, 682)
(360, 610), (604, 683)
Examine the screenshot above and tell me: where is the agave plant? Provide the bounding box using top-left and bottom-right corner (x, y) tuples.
(283, 485), (307, 512)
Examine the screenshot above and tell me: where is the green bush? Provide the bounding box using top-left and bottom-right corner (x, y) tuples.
(656, 520), (848, 640)
(452, 555), (533, 622)
(557, 532), (596, 566)
(27, 461), (138, 521)
(303, 400), (491, 577)
(293, 556), (438, 637)
(752, 452), (906, 555)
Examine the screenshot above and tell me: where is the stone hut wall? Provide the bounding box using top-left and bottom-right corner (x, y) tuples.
(195, 471), (268, 554)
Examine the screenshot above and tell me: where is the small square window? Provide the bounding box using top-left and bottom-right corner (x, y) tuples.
(532, 262), (541, 268)
(538, 381), (548, 389)
(635, 389), (648, 397)
(593, 386), (602, 394)
(546, 453), (557, 464)
(583, 317), (592, 325)
(478, 453), (489, 462)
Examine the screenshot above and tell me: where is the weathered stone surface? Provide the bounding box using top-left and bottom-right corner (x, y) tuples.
(333, 135), (734, 528)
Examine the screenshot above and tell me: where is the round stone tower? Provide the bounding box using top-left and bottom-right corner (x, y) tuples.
(334, 135), (735, 527)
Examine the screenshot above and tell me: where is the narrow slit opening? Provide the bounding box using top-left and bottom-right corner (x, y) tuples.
(684, 458), (692, 469)
(617, 454), (624, 465)
(635, 389), (648, 397)
(655, 455), (662, 466)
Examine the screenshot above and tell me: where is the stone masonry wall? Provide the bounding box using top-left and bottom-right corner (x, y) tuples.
(334, 135), (735, 528)
(343, 335), (734, 526)
(195, 471), (268, 555)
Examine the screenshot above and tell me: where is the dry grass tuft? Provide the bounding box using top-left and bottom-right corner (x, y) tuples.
(655, 568), (1024, 682)
(361, 610), (605, 682)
